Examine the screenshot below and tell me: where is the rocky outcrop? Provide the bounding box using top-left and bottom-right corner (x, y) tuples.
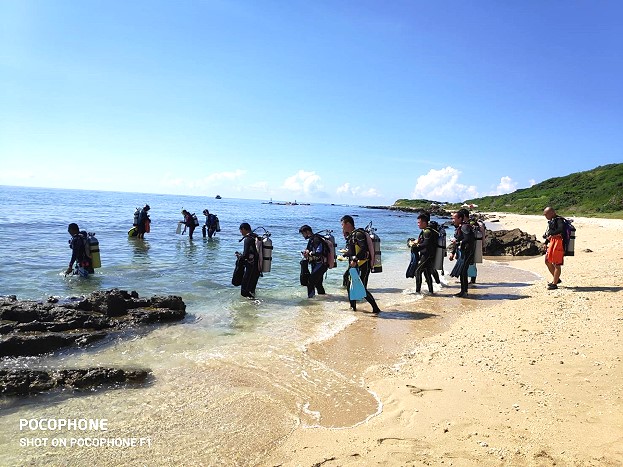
(365, 205), (452, 218)
(484, 229), (546, 256)
(0, 289), (186, 357)
(0, 368), (150, 396)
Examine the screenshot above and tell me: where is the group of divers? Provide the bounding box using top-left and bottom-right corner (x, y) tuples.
(67, 203), (487, 312)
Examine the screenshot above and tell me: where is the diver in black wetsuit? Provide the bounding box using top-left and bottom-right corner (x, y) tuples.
(236, 222), (261, 299)
(413, 213), (437, 294)
(202, 209), (218, 238)
(341, 215), (381, 313)
(65, 223), (93, 277)
(299, 225), (328, 298)
(448, 209), (475, 297)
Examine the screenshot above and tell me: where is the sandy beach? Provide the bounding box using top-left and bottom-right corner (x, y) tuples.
(266, 213), (623, 466)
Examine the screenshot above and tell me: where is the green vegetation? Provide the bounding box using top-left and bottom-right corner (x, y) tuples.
(394, 164), (623, 218)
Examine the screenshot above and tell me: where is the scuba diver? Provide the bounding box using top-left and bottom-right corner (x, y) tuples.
(65, 223), (93, 277)
(340, 215), (381, 313)
(181, 209), (197, 240)
(448, 208), (475, 297)
(137, 204), (151, 239)
(299, 225), (328, 298)
(411, 213), (437, 294)
(202, 209), (219, 238)
(235, 222), (261, 299)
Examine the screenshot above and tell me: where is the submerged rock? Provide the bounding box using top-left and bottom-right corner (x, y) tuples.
(0, 367), (150, 396)
(0, 289), (186, 357)
(484, 229), (546, 256)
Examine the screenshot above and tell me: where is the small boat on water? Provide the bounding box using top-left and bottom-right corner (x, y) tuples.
(215, 195), (222, 199)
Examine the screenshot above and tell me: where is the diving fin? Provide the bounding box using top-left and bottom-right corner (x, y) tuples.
(348, 267), (366, 301)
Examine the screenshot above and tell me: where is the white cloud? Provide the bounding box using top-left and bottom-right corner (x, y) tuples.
(411, 166), (478, 202)
(528, 179), (537, 187)
(336, 183), (382, 198)
(491, 176), (517, 195)
(248, 181), (270, 192)
(282, 170), (323, 195)
(203, 169), (246, 183)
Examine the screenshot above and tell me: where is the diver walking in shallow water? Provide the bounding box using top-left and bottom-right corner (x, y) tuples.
(299, 225), (328, 298)
(65, 223), (93, 277)
(236, 222), (261, 299)
(202, 209), (219, 238)
(181, 209), (197, 240)
(136, 204), (151, 239)
(341, 215), (381, 313)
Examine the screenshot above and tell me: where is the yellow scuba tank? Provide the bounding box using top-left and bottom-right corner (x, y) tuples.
(87, 232), (101, 268)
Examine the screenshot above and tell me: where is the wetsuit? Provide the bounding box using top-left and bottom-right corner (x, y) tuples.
(305, 235), (328, 298)
(137, 209), (150, 237)
(414, 227), (437, 293)
(203, 214), (218, 238)
(449, 222), (475, 295)
(69, 233), (93, 277)
(183, 212), (196, 239)
(240, 234), (260, 298)
(345, 229), (380, 312)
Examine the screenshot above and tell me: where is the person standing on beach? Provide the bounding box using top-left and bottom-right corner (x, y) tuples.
(299, 225), (328, 298)
(467, 213), (486, 284)
(412, 213), (437, 294)
(448, 209), (475, 297)
(137, 204), (151, 240)
(65, 223), (93, 277)
(543, 206), (565, 290)
(236, 222), (261, 299)
(341, 215), (381, 313)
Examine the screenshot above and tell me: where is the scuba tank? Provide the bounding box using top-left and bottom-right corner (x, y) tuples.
(433, 225), (446, 271)
(133, 208), (140, 226)
(87, 232), (101, 269)
(317, 229), (337, 269)
(365, 222), (382, 273)
(253, 227), (273, 273)
(566, 223), (576, 256)
(215, 216), (221, 232)
(561, 218), (576, 256)
(192, 213), (199, 226)
(473, 223), (483, 264)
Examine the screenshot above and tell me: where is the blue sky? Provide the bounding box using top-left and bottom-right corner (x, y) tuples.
(1, 1), (621, 204)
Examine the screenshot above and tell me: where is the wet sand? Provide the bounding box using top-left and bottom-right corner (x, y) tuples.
(266, 213), (623, 466)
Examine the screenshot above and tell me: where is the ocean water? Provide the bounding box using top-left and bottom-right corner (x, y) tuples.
(0, 185), (436, 465)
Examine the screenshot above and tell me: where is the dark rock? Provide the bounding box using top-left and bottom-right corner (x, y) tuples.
(484, 229), (546, 256)
(0, 368), (150, 396)
(0, 333), (107, 357)
(0, 289), (186, 358)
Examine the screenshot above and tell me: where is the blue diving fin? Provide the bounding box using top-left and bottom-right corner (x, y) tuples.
(348, 267), (366, 301)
